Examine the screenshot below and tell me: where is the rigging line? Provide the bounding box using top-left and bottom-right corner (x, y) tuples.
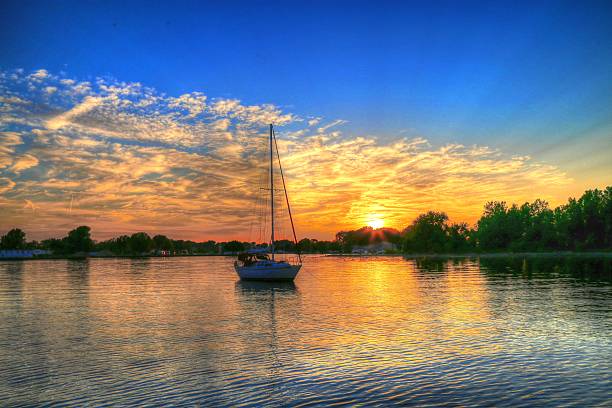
(269, 124), (275, 259)
(249, 134), (268, 244)
(272, 126), (302, 264)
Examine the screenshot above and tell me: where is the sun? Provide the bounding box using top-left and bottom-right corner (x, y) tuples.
(367, 217), (385, 229)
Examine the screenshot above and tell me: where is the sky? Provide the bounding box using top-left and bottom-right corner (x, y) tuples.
(0, 0), (611, 241)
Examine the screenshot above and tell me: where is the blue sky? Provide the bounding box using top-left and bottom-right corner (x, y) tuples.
(3, 1), (611, 147)
(0, 1), (611, 239)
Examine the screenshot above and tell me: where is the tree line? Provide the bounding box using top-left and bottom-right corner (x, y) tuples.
(1, 186), (610, 255)
(334, 187), (611, 252)
(0, 226), (339, 256)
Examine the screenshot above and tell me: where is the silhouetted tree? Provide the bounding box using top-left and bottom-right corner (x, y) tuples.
(63, 226), (94, 253)
(223, 240), (245, 253)
(129, 232), (153, 254)
(274, 239), (296, 252)
(42, 238), (65, 253)
(0, 228), (26, 249)
(445, 222), (472, 252)
(153, 235), (174, 252)
(195, 240), (217, 253)
(4, 186), (609, 257)
(403, 211), (452, 253)
(473, 188), (611, 252)
(298, 238), (314, 253)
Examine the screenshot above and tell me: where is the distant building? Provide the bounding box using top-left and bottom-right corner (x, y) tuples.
(0, 249), (51, 258)
(351, 242), (397, 255)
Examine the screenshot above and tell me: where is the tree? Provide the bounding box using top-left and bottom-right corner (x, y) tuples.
(403, 211), (450, 253)
(153, 235), (174, 252)
(445, 222), (472, 252)
(298, 238), (314, 253)
(336, 226), (376, 251)
(0, 228), (26, 249)
(604, 186), (612, 248)
(129, 232), (153, 254)
(274, 239), (296, 252)
(41, 238), (65, 253)
(474, 202), (523, 250)
(64, 226), (93, 253)
(172, 239), (192, 253)
(520, 199), (556, 250)
(223, 240), (245, 253)
(96, 235), (130, 255)
(196, 240), (218, 254)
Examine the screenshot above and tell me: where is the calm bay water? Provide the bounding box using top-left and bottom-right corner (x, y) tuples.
(1, 256), (610, 407)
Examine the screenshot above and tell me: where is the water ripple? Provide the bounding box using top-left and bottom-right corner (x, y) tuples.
(0, 256), (610, 406)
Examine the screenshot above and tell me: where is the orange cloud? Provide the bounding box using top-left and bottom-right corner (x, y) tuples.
(0, 69), (574, 241)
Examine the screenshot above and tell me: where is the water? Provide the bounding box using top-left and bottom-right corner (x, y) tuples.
(1, 256), (610, 407)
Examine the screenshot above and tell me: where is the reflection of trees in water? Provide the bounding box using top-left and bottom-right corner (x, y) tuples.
(1, 262), (26, 322)
(234, 282), (299, 405)
(478, 256), (611, 341)
(414, 258), (447, 273)
(479, 256), (612, 282)
(2, 261), (25, 295)
(128, 257), (151, 274)
(413, 257), (481, 275)
(409, 255), (611, 282)
(66, 259), (90, 287)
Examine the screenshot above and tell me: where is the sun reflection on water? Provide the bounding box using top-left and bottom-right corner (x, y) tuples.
(1, 256), (610, 406)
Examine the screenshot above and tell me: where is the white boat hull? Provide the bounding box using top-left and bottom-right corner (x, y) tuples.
(234, 262), (301, 281)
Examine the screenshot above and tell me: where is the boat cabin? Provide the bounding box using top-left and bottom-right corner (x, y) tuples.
(237, 252), (270, 267)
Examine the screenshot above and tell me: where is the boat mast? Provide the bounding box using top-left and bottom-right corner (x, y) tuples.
(270, 123), (275, 260)
(272, 127), (302, 264)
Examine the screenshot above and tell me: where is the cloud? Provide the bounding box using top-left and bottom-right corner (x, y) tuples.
(28, 69), (49, 81)
(168, 92), (207, 117)
(0, 69), (574, 240)
(10, 154), (39, 173)
(308, 117), (321, 127)
(23, 199), (37, 211)
(279, 137), (571, 233)
(317, 119), (347, 133)
(0, 177), (15, 193)
(46, 96), (105, 130)
(0, 131), (23, 169)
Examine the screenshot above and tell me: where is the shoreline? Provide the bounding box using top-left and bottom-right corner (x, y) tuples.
(1, 251), (611, 261)
(330, 251), (612, 259)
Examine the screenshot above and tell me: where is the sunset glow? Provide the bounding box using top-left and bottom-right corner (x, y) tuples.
(0, 68), (605, 241)
(1, 2), (611, 242)
(366, 217), (385, 230)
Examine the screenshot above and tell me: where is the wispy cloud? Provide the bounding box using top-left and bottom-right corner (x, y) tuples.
(9, 154), (39, 173)
(0, 69), (572, 240)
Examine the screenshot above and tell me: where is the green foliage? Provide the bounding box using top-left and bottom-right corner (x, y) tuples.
(41, 238), (65, 253)
(5, 186), (610, 256)
(402, 212), (472, 253)
(553, 188), (611, 250)
(274, 239), (295, 252)
(196, 240), (218, 253)
(63, 226), (94, 253)
(403, 212), (451, 252)
(153, 235), (174, 251)
(336, 227), (401, 252)
(298, 238), (341, 253)
(474, 189), (611, 251)
(446, 222), (473, 252)
(129, 232), (153, 254)
(0, 228), (26, 249)
(223, 240), (245, 253)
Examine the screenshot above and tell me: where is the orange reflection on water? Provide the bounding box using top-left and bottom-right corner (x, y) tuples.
(231, 256), (501, 377)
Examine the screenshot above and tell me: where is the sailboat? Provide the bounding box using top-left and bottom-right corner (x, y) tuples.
(234, 124), (302, 281)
